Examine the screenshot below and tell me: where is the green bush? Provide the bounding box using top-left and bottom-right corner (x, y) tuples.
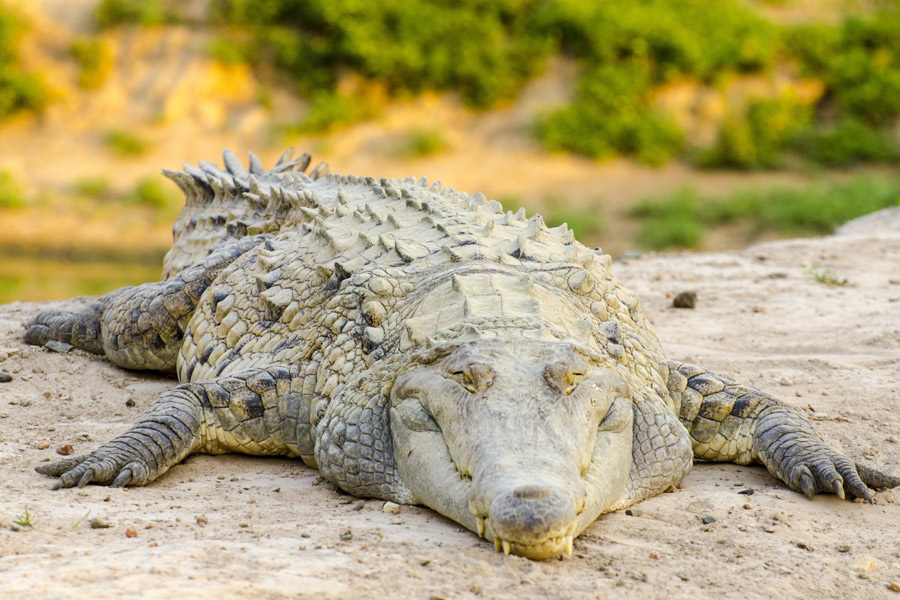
(126, 177), (174, 209)
(0, 6), (48, 120)
(792, 118), (900, 166)
(104, 129), (149, 157)
(537, 62), (683, 165)
(629, 189), (706, 249)
(696, 95), (811, 169)
(71, 37), (111, 89)
(0, 170), (25, 209)
(73, 177), (113, 200)
(785, 5), (900, 125)
(395, 128), (448, 158)
(213, 0), (553, 108)
(629, 178), (900, 250)
(95, 0), (182, 28)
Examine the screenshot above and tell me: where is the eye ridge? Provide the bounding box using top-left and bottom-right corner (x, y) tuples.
(446, 363), (495, 394)
(544, 362), (588, 395)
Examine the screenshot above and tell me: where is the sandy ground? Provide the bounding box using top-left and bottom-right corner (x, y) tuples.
(1, 210), (899, 600)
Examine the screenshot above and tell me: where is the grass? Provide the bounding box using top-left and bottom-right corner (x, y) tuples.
(806, 264), (848, 286)
(13, 506), (32, 528)
(395, 128), (448, 158)
(70, 37), (112, 90)
(0, 170), (25, 208)
(629, 177), (900, 250)
(104, 129), (149, 157)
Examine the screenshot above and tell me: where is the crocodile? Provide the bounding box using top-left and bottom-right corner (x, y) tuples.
(25, 149), (899, 560)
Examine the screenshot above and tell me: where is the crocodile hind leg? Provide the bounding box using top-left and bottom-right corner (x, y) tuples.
(665, 361), (900, 501)
(24, 236), (268, 372)
(36, 365), (312, 488)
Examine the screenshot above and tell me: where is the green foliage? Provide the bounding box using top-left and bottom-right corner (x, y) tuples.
(294, 90), (379, 134)
(206, 35), (249, 65)
(792, 118), (900, 167)
(696, 95), (812, 169)
(212, 0), (554, 108)
(104, 129), (149, 157)
(70, 37), (111, 89)
(544, 208), (604, 244)
(95, 0), (182, 28)
(629, 189), (706, 249)
(73, 177), (113, 200)
(630, 178), (900, 250)
(395, 128), (448, 158)
(806, 264), (848, 287)
(13, 506), (32, 528)
(536, 62), (683, 165)
(785, 5), (900, 125)
(126, 177), (174, 209)
(0, 5), (48, 120)
(0, 170), (25, 209)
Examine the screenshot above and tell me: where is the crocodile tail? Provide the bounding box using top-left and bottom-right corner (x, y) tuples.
(160, 148), (329, 279)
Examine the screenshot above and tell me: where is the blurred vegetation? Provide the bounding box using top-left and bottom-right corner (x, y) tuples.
(95, 0), (185, 28)
(0, 4), (48, 121)
(630, 177), (900, 250)
(104, 128), (150, 157)
(0, 169), (25, 208)
(70, 36), (113, 89)
(394, 127), (449, 158)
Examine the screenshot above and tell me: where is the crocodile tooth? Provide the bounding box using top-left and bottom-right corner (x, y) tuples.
(494, 537), (502, 552)
(565, 535), (574, 557)
(476, 518), (485, 538)
(502, 540), (511, 556)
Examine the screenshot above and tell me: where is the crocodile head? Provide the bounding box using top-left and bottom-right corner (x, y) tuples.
(390, 340), (633, 559)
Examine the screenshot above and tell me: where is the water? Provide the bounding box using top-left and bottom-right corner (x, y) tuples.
(0, 253), (164, 304)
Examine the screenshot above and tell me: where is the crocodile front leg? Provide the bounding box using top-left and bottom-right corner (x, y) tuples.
(37, 365), (312, 488)
(24, 235), (268, 371)
(665, 361), (900, 501)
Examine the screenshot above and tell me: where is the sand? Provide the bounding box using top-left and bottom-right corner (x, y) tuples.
(1, 210), (899, 600)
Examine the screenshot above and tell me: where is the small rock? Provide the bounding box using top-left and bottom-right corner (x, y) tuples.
(56, 444), (74, 456)
(751, 305), (765, 313)
(738, 488), (754, 495)
(90, 517), (111, 529)
(261, 484), (281, 493)
(795, 541), (813, 551)
(887, 436), (899, 444)
(125, 399), (136, 408)
(837, 545), (851, 553)
(778, 377), (793, 387)
(625, 509), (642, 517)
(35, 439), (50, 450)
(10, 523), (22, 532)
(382, 501), (401, 514)
(743, 503), (753, 510)
(125, 528), (138, 538)
(19, 399), (30, 407)
(0, 372), (12, 383)
(339, 529), (352, 542)
(616, 250), (643, 262)
(353, 500), (365, 511)
(196, 515), (208, 527)
(851, 556), (877, 572)
(44, 340), (74, 353)
(672, 291), (697, 309)
(701, 515), (717, 524)
(888, 581), (900, 593)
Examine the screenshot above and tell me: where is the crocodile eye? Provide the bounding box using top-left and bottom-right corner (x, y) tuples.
(447, 363), (495, 394)
(544, 362), (587, 395)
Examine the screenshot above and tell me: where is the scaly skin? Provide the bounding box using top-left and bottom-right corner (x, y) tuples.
(26, 149), (900, 560)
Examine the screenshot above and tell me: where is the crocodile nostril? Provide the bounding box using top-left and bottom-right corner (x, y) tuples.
(513, 484), (552, 500)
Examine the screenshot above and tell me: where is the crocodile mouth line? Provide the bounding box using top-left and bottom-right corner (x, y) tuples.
(473, 515), (576, 558)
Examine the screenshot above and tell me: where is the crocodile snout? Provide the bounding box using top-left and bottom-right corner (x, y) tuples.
(475, 483), (579, 559)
